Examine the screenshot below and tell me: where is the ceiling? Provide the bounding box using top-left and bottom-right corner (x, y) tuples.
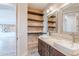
(63, 3), (79, 12)
(0, 4), (16, 10)
(28, 3), (49, 11)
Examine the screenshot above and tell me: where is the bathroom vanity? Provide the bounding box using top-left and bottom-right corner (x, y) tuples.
(38, 38), (65, 56)
(38, 34), (79, 56)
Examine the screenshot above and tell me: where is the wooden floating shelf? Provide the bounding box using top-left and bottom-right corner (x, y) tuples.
(49, 23), (56, 25)
(28, 21), (43, 27)
(28, 7), (43, 15)
(28, 31), (43, 34)
(28, 32), (46, 34)
(48, 20), (56, 28)
(49, 15), (56, 18)
(28, 20), (43, 26)
(28, 27), (43, 33)
(48, 21), (56, 23)
(48, 18), (56, 22)
(28, 19), (43, 22)
(28, 25), (43, 27)
(28, 11), (43, 16)
(48, 26), (56, 28)
(28, 14), (43, 22)
(28, 32), (44, 34)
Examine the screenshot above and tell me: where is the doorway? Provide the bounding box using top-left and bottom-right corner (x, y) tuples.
(0, 4), (16, 56)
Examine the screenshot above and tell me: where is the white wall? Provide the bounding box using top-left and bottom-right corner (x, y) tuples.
(17, 3), (28, 56)
(0, 7), (16, 32)
(0, 9), (16, 24)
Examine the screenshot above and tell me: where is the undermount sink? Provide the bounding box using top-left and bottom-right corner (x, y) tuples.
(39, 35), (49, 39)
(53, 39), (79, 55)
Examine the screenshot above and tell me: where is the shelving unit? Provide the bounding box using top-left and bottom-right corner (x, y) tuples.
(48, 21), (56, 23)
(28, 31), (43, 34)
(28, 7), (43, 15)
(28, 19), (43, 22)
(27, 7), (43, 55)
(28, 14), (43, 22)
(48, 18), (56, 23)
(28, 11), (43, 16)
(28, 8), (43, 33)
(28, 20), (43, 27)
(28, 26), (43, 34)
(48, 15), (57, 32)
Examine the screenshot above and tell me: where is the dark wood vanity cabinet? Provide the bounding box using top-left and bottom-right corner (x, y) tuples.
(49, 46), (65, 56)
(38, 39), (49, 56)
(38, 39), (42, 55)
(54, 48), (65, 56)
(49, 46), (54, 56)
(38, 39), (65, 56)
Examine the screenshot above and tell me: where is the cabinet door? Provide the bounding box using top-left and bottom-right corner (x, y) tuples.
(38, 39), (65, 56)
(38, 39), (42, 55)
(38, 39), (49, 56)
(41, 40), (49, 56)
(41, 46), (45, 56)
(49, 46), (65, 56)
(49, 46), (54, 56)
(53, 48), (65, 56)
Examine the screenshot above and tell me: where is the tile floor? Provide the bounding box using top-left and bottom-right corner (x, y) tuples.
(28, 52), (40, 56)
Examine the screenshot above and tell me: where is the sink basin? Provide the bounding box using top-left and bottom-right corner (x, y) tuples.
(53, 39), (79, 56)
(39, 35), (49, 39)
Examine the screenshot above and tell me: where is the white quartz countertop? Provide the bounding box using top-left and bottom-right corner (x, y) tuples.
(39, 35), (79, 56)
